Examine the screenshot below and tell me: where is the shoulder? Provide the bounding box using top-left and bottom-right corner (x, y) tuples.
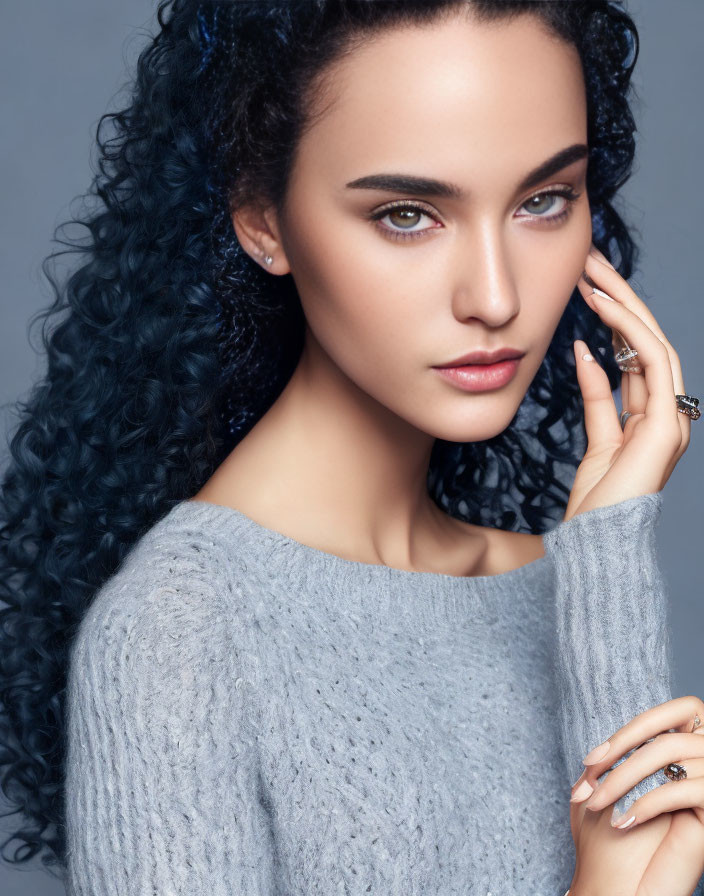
(68, 503), (262, 702)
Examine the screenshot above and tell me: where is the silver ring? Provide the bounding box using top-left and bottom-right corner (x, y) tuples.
(620, 410), (633, 430)
(614, 346), (643, 374)
(676, 394), (701, 420)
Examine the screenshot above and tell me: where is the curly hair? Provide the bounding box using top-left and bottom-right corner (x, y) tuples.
(0, 0), (639, 876)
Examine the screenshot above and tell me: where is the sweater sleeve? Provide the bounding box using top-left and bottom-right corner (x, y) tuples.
(541, 491), (677, 820)
(63, 573), (275, 895)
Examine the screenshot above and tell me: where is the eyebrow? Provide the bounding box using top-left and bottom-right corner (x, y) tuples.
(344, 143), (589, 200)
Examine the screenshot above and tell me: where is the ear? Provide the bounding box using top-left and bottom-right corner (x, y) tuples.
(230, 200), (290, 275)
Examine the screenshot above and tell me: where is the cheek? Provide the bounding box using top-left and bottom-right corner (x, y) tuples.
(288, 239), (422, 398)
(526, 207), (592, 333)
(282, 209), (428, 382)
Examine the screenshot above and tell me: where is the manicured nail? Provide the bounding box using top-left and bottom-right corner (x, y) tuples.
(582, 351), (594, 361)
(592, 288), (615, 301)
(611, 810), (637, 829)
(583, 740), (610, 765)
(570, 779), (594, 802)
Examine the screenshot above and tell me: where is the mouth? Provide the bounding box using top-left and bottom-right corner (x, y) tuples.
(433, 347), (525, 368)
(432, 352), (524, 392)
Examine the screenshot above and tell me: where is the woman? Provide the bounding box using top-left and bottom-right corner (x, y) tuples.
(0, 0), (702, 893)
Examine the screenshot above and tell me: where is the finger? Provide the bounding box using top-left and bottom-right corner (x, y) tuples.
(585, 251), (691, 445)
(588, 244), (617, 270)
(628, 809), (704, 896)
(580, 696), (704, 775)
(577, 284), (681, 444)
(581, 733), (704, 813)
(605, 774), (704, 829)
(678, 713), (704, 735)
(611, 323), (650, 418)
(586, 250), (681, 362)
(573, 339), (624, 448)
(617, 330), (632, 412)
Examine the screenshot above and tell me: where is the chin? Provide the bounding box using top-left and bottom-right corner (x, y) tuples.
(426, 409), (520, 444)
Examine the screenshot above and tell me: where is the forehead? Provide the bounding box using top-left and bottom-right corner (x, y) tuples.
(295, 10), (587, 190)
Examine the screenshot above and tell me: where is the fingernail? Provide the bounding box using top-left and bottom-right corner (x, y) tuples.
(570, 769), (587, 791)
(570, 779), (594, 803)
(592, 288), (615, 302)
(611, 808), (637, 829)
(582, 351), (594, 361)
(583, 740), (610, 765)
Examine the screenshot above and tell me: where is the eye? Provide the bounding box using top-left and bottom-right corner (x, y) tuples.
(368, 186), (582, 242)
(368, 200), (442, 241)
(516, 187), (582, 223)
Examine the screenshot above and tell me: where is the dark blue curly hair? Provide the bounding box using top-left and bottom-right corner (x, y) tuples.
(0, 0), (639, 877)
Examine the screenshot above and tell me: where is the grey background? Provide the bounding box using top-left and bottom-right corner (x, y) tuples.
(1, 1), (702, 892)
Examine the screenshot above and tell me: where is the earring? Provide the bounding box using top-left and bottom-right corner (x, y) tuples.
(259, 249), (273, 266)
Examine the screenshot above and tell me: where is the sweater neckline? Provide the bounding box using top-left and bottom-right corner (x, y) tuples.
(170, 498), (550, 590)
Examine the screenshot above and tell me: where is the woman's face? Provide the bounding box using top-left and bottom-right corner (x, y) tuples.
(267, 9), (592, 442)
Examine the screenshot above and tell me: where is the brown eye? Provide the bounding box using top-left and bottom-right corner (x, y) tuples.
(369, 201), (442, 241)
(387, 207), (422, 229)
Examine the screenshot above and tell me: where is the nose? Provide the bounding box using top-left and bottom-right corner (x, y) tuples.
(451, 227), (521, 328)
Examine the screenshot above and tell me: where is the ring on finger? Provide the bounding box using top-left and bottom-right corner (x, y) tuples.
(619, 396), (701, 429)
(620, 410), (633, 430)
(663, 761), (688, 781)
(676, 394), (701, 420)
(660, 715), (702, 780)
(614, 343), (643, 375)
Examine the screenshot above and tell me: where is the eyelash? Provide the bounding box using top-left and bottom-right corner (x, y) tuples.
(368, 187), (582, 242)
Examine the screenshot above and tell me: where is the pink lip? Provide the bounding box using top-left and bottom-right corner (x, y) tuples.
(436, 347), (524, 367)
(433, 357), (521, 392)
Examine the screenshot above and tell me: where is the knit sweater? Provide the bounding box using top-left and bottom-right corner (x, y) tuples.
(62, 490), (702, 896)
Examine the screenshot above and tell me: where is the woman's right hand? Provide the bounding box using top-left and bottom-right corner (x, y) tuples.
(567, 696), (704, 896)
(568, 786), (671, 895)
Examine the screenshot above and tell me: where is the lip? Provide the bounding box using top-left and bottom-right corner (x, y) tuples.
(433, 357), (522, 392)
(434, 347), (525, 367)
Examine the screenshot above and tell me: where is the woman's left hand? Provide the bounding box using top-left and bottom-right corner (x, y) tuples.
(569, 695), (704, 896)
(564, 243), (692, 522)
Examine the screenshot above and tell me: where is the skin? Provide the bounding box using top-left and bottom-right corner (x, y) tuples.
(193, 8), (593, 575)
(192, 8), (704, 886)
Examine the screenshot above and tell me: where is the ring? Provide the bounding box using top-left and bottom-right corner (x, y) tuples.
(663, 762), (688, 781)
(614, 346), (643, 374)
(659, 716), (701, 779)
(676, 394), (701, 420)
(620, 395), (701, 429)
(620, 410), (633, 430)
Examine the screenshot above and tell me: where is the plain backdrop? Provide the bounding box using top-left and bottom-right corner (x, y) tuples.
(1, 1), (702, 892)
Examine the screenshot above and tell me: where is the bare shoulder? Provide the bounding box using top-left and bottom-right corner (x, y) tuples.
(449, 516), (545, 577)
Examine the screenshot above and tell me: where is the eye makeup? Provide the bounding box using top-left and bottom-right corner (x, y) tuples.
(366, 186), (582, 242)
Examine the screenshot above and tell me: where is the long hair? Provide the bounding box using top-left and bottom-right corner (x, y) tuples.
(0, 0), (639, 875)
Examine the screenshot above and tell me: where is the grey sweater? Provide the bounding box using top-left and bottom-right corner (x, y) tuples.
(63, 491), (700, 895)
